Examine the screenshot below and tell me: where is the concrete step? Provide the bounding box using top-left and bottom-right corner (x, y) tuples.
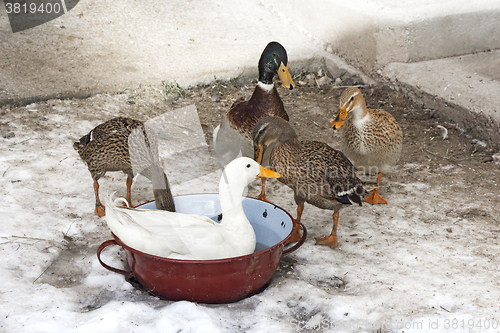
(383, 50), (500, 145)
(265, 0), (500, 73)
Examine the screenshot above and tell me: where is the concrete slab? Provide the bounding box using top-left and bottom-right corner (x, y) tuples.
(383, 50), (500, 145)
(0, 0), (301, 103)
(1, 0), (371, 106)
(265, 0), (500, 73)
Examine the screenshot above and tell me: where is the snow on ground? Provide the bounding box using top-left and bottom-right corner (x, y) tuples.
(1, 95), (499, 333)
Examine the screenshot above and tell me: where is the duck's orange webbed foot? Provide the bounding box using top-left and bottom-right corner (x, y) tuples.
(121, 193), (135, 208)
(316, 211), (339, 248)
(285, 222), (304, 245)
(257, 192), (270, 203)
(364, 187), (387, 205)
(95, 204), (106, 217)
(120, 201), (136, 208)
(316, 234), (338, 248)
(93, 180), (106, 217)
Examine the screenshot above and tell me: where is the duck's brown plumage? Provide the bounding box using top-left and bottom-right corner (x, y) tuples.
(253, 116), (364, 248)
(272, 140), (363, 207)
(73, 117), (175, 217)
(341, 108), (402, 166)
(227, 84), (289, 138)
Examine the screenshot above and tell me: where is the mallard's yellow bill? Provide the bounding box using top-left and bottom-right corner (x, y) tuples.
(258, 165), (280, 179)
(331, 107), (347, 129)
(278, 62), (295, 90)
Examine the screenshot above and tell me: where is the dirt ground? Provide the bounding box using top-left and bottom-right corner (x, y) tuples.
(72, 72), (500, 202)
(3, 72), (498, 181)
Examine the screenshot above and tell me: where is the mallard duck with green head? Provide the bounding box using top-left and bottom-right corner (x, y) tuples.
(213, 41), (295, 198)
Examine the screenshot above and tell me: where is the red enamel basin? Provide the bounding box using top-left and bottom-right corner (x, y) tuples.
(97, 194), (306, 304)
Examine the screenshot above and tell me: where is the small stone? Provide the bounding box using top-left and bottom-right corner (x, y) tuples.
(2, 132), (15, 139)
(211, 95), (220, 102)
(343, 76), (363, 86)
(317, 76), (332, 86)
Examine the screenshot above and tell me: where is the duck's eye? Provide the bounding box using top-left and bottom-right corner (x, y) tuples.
(349, 96), (354, 103)
(282, 68), (285, 72)
(246, 164), (251, 168)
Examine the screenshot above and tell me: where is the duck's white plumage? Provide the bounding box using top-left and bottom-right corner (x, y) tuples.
(103, 157), (279, 260)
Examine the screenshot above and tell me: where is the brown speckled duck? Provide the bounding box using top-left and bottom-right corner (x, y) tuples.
(73, 117), (175, 217)
(213, 41), (295, 199)
(332, 87), (403, 205)
(253, 116), (364, 248)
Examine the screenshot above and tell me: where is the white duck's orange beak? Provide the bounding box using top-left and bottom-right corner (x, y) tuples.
(258, 165), (280, 179)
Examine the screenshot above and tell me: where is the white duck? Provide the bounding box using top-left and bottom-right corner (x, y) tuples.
(102, 157), (280, 260)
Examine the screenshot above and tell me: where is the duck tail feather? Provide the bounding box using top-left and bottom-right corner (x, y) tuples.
(153, 172), (176, 212)
(213, 124), (220, 148)
(348, 192), (363, 206)
(335, 195), (352, 205)
(348, 184), (365, 206)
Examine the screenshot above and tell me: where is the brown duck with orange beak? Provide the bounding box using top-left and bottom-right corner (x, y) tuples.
(253, 116), (365, 248)
(332, 87), (403, 205)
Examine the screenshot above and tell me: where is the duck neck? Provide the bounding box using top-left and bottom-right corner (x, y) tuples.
(218, 173), (248, 228)
(256, 81), (275, 93)
(350, 102), (369, 126)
